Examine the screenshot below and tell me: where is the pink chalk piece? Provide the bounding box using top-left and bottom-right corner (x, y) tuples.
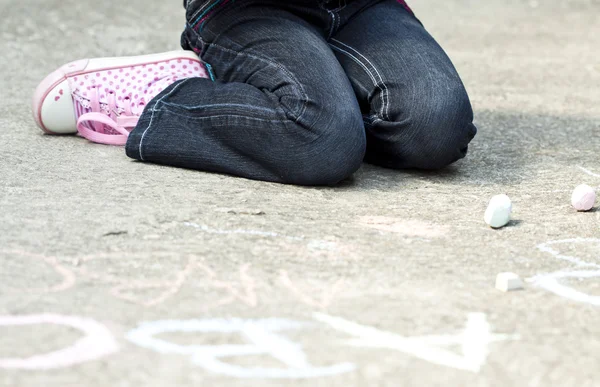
(0, 314), (119, 370)
(571, 184), (596, 211)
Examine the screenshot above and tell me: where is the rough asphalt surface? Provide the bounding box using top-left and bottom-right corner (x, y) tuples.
(1, 0), (600, 386)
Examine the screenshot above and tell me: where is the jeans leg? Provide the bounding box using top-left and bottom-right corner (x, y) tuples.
(127, 3), (365, 186)
(331, 0), (477, 170)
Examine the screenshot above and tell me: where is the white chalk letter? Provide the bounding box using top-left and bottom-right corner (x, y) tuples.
(0, 314), (119, 370)
(314, 312), (517, 373)
(126, 318), (354, 379)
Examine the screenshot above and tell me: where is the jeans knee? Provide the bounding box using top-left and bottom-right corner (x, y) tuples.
(410, 114), (477, 171)
(369, 86), (477, 170)
(284, 110), (366, 186)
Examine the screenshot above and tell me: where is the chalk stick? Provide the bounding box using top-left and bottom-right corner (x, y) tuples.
(571, 184), (596, 212)
(495, 272), (524, 292)
(484, 194), (512, 229)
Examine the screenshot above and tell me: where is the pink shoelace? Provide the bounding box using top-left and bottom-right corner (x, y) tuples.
(75, 85), (144, 146)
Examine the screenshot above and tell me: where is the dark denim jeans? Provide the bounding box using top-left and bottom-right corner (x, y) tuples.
(125, 0), (477, 186)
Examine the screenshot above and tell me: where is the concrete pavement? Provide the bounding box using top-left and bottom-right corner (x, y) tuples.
(1, 0), (600, 385)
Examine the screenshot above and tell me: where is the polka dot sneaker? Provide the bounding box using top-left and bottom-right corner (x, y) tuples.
(32, 50), (209, 145)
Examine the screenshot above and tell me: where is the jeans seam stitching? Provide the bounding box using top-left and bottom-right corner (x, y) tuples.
(152, 109), (290, 123)
(188, 1), (218, 26)
(326, 10), (336, 40)
(333, 11), (340, 37)
(161, 101), (280, 115)
(329, 0), (347, 12)
(329, 39), (390, 121)
(332, 38), (389, 120)
(184, 22), (206, 52)
(207, 42), (309, 122)
(138, 79), (192, 161)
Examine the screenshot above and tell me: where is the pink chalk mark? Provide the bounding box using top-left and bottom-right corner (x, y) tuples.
(279, 271), (345, 310)
(1, 250), (76, 294)
(0, 314), (119, 370)
(197, 263), (261, 309)
(76, 252), (196, 307)
(109, 259), (195, 307)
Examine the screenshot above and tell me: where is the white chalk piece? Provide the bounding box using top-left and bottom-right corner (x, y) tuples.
(495, 273), (524, 292)
(484, 194), (512, 229)
(571, 184), (596, 212)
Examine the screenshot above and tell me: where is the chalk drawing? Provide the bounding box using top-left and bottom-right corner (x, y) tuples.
(183, 222), (340, 252)
(314, 313), (518, 373)
(530, 270), (600, 306)
(577, 165), (600, 179)
(108, 259), (195, 307)
(0, 314), (119, 370)
(535, 238), (600, 268)
(358, 216), (448, 239)
(306, 240), (339, 252)
(126, 318), (355, 379)
(1, 250), (195, 307)
(195, 263), (262, 309)
(73, 253), (197, 308)
(528, 238), (600, 306)
(1, 250), (76, 294)
(279, 270), (345, 310)
(184, 222), (305, 241)
(2, 248), (346, 310)
(190, 264), (347, 311)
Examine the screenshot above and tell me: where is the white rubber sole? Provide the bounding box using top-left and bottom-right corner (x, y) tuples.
(32, 50), (202, 134)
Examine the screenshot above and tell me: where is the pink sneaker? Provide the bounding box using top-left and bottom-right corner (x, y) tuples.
(32, 51), (209, 145)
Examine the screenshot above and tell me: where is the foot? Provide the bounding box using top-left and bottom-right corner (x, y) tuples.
(32, 50), (209, 145)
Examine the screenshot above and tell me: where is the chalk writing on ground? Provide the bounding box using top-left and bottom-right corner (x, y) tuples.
(126, 318), (355, 379)
(0, 314), (119, 370)
(528, 238), (600, 306)
(0, 250), (196, 307)
(0, 250), (76, 294)
(527, 166), (600, 305)
(577, 165), (600, 179)
(183, 222), (340, 253)
(126, 313), (515, 377)
(194, 262), (262, 309)
(70, 252), (196, 308)
(1, 249), (348, 310)
(279, 270), (345, 310)
(0, 312), (513, 375)
(358, 216), (449, 239)
(314, 312), (518, 373)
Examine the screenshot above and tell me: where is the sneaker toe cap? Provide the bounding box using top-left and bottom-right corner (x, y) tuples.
(32, 73), (77, 134)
